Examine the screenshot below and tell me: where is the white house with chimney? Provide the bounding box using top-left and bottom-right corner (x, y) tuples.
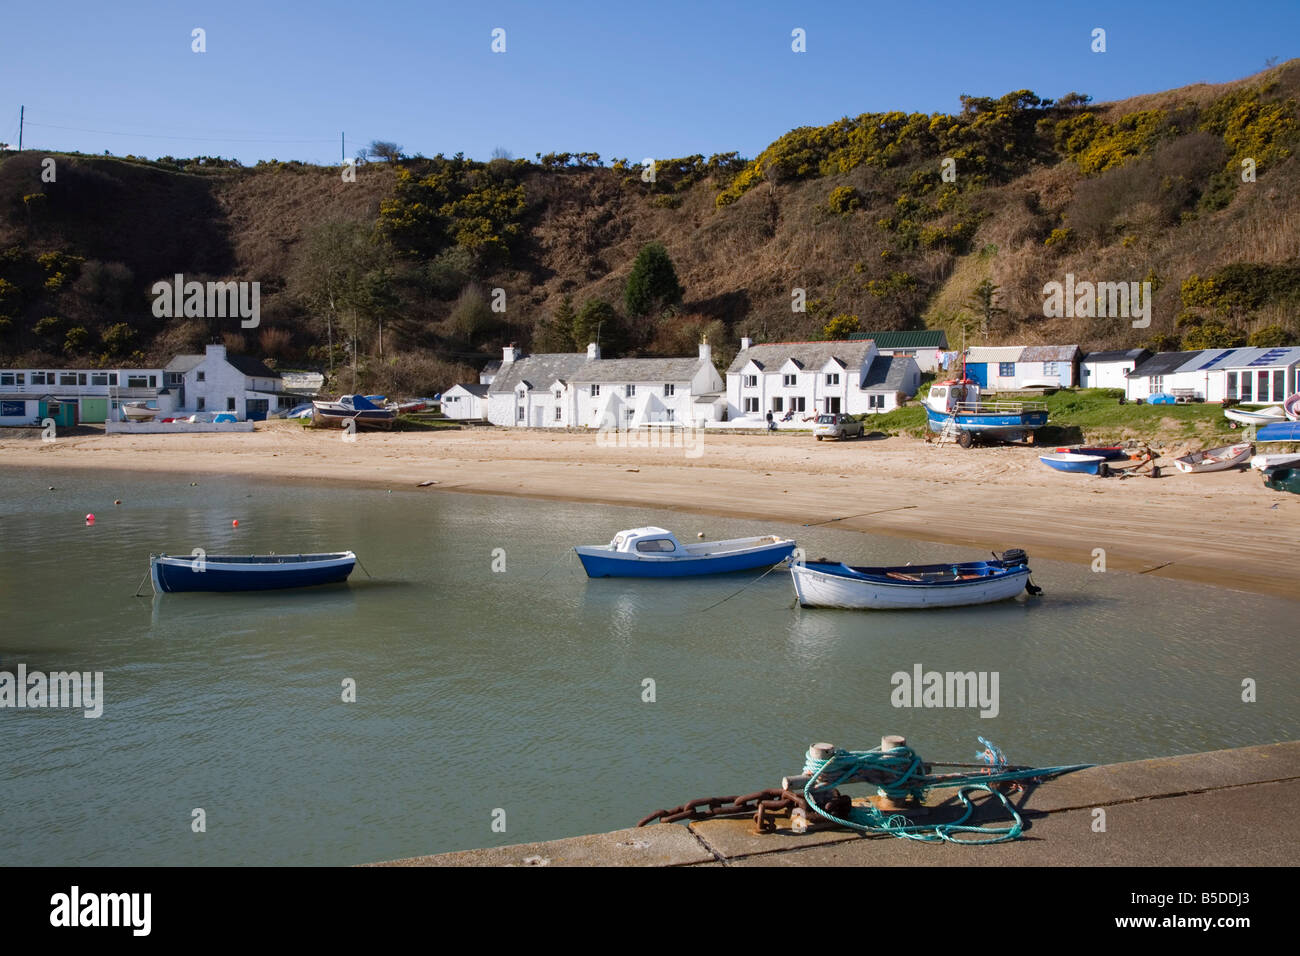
(724, 338), (920, 427)
(164, 344), (289, 420)
(484, 341), (725, 428)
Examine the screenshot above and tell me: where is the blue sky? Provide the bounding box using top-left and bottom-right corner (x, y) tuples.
(1, 0), (1296, 165)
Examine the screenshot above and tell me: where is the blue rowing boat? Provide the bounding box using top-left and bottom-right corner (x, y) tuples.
(1256, 421), (1300, 442)
(575, 527), (796, 578)
(1039, 452), (1108, 475)
(150, 551), (357, 593)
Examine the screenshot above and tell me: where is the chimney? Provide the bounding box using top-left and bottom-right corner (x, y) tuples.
(205, 344), (226, 358)
(698, 338), (711, 363)
(740, 337), (752, 351)
(503, 344), (518, 363)
(586, 342), (601, 361)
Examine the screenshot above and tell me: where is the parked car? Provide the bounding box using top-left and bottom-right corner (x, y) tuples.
(814, 413), (864, 440)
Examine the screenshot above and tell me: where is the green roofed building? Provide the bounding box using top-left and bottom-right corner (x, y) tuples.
(847, 330), (949, 371)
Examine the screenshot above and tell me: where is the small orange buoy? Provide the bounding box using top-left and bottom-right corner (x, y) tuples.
(232, 519), (239, 527)
(85, 514), (95, 525)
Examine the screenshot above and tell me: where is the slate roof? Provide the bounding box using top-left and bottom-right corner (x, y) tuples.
(488, 353), (592, 394)
(847, 330), (948, 349)
(1128, 351), (1203, 378)
(164, 352), (279, 379)
(480, 360), (501, 375)
(571, 357), (706, 383)
(1083, 349), (1150, 364)
(727, 341), (874, 375)
(1020, 345), (1082, 362)
(860, 355), (911, 391)
(165, 354), (204, 373)
(447, 383), (489, 397)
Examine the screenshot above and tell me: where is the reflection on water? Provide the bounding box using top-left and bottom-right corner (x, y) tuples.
(0, 466), (1296, 864)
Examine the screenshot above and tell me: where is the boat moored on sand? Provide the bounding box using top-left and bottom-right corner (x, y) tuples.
(1039, 452), (1109, 475)
(575, 527), (795, 578)
(1172, 442), (1252, 474)
(311, 394), (397, 429)
(924, 379), (1048, 446)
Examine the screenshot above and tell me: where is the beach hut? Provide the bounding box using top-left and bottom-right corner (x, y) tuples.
(1081, 349), (1151, 390)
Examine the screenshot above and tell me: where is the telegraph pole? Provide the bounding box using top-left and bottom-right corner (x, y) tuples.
(18, 105), (23, 150)
(341, 132), (344, 164)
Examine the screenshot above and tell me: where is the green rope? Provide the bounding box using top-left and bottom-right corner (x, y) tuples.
(800, 742), (1092, 844)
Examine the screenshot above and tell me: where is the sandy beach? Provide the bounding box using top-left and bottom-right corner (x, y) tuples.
(2, 423), (1296, 599)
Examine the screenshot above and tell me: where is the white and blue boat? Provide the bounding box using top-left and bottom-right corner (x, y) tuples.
(150, 551), (357, 593)
(575, 527), (796, 578)
(924, 379), (1048, 446)
(1256, 421), (1300, 442)
(789, 550), (1036, 609)
(1039, 452), (1109, 475)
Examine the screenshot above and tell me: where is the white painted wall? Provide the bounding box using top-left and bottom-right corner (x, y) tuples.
(441, 386), (486, 420)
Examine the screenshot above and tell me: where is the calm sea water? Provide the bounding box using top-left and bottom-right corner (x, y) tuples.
(0, 466), (1296, 865)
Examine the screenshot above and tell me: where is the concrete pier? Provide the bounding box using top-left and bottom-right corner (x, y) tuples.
(371, 741), (1299, 867)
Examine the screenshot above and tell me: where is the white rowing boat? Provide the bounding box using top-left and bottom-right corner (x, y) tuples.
(1172, 442), (1252, 474)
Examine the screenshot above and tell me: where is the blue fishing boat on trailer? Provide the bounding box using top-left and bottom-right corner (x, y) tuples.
(575, 527), (795, 578)
(924, 379), (1048, 447)
(150, 551), (357, 593)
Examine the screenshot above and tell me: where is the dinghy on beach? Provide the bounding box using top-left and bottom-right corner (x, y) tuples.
(789, 549), (1038, 609)
(1172, 442), (1252, 474)
(1039, 452), (1109, 475)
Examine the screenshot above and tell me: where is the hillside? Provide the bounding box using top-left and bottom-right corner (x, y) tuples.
(2, 61), (1299, 393)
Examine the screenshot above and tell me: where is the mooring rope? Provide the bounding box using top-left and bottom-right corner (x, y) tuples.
(800, 741), (1092, 844)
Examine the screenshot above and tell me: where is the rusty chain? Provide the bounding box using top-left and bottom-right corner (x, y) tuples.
(637, 787), (854, 832)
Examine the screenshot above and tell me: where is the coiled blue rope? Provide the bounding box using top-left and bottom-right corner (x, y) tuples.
(800, 741), (1091, 844)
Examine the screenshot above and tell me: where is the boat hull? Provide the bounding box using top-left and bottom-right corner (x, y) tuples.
(925, 406), (1049, 438)
(1224, 406), (1286, 426)
(150, 552), (356, 593)
(790, 560), (1031, 610)
(1256, 421), (1300, 442)
(575, 539), (795, 578)
(1172, 442), (1252, 474)
(311, 405), (396, 429)
(1039, 453), (1105, 474)
(1263, 466), (1300, 495)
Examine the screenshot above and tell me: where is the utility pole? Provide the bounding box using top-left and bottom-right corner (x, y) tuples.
(341, 131), (344, 164)
(18, 105), (23, 151)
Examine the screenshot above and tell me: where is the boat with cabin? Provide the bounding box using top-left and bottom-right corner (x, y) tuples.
(924, 379), (1048, 446)
(575, 527), (796, 578)
(789, 549), (1037, 609)
(121, 401), (158, 422)
(150, 551), (357, 593)
(311, 394), (398, 429)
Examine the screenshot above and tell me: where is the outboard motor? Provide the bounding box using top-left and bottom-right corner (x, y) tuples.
(1000, 548), (1029, 567)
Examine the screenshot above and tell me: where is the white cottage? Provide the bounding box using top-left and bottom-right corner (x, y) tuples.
(571, 342), (725, 429)
(441, 383), (489, 420)
(1081, 349), (1151, 390)
(1208, 346), (1300, 404)
(165, 344), (289, 420)
(724, 338), (920, 427)
(486, 344), (595, 427)
(963, 345), (1081, 389)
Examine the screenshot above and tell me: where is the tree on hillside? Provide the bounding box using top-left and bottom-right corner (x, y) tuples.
(573, 299), (625, 354)
(368, 141), (404, 163)
(624, 242), (683, 319)
(966, 279), (1005, 338)
(822, 314), (861, 339)
(292, 221), (384, 377)
(533, 295), (577, 352)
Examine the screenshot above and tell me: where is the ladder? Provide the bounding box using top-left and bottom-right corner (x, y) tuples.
(934, 417), (962, 444)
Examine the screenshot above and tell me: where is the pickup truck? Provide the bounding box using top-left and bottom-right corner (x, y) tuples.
(813, 413), (863, 440)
